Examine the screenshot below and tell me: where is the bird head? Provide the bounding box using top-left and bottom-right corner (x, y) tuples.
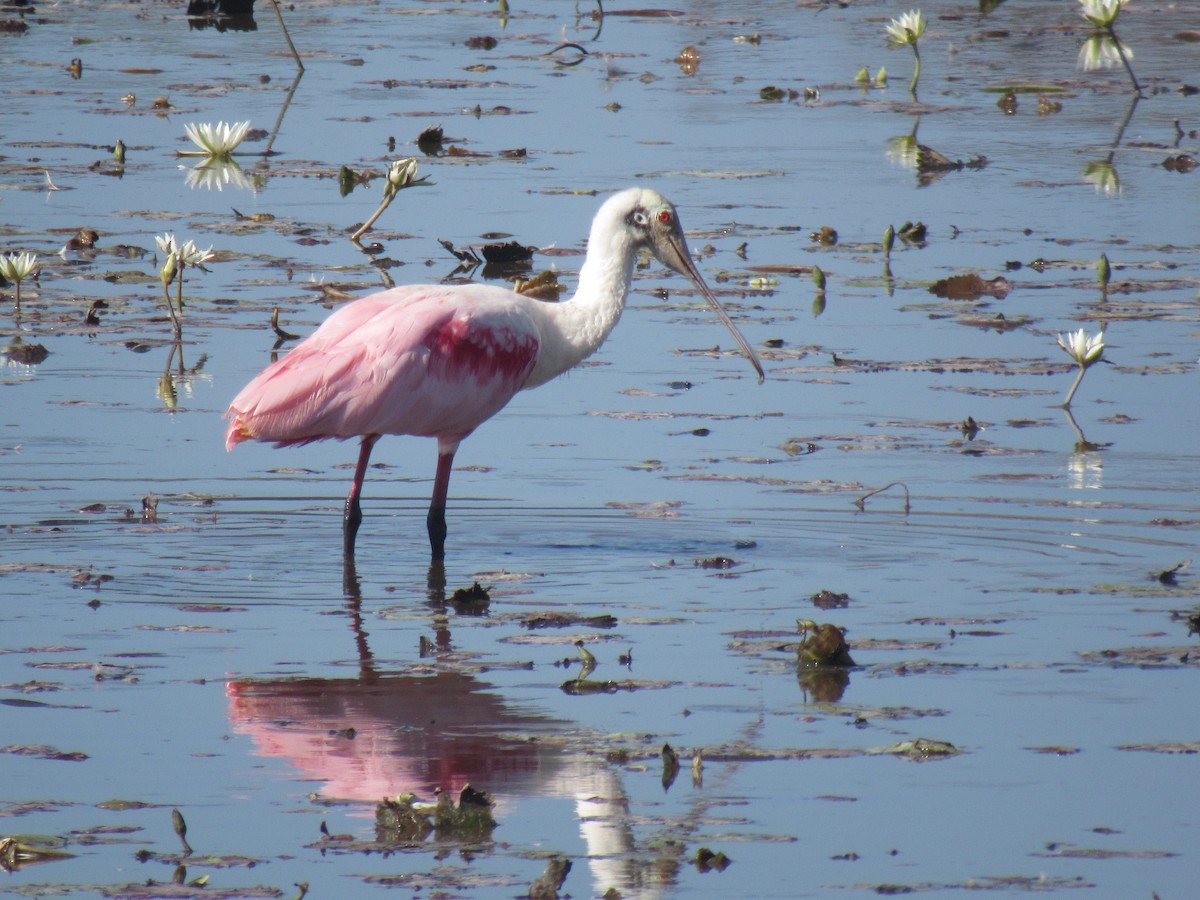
(615, 187), (765, 383)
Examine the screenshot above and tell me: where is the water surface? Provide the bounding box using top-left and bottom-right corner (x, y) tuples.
(2, 1), (1199, 897)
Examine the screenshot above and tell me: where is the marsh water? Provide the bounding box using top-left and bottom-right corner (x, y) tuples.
(2, 1), (1199, 897)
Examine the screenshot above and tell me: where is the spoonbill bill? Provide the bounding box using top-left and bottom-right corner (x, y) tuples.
(225, 187), (764, 559)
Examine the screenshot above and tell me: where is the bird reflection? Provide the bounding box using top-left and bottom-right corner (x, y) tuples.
(227, 560), (680, 896)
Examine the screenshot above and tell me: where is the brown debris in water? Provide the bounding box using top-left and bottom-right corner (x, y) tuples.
(449, 581), (490, 613)
(2, 338), (50, 365)
(528, 856), (572, 899)
(810, 589), (850, 609)
(375, 784), (496, 844)
(513, 270), (564, 302)
(522, 612), (617, 630)
(0, 744), (88, 762)
(796, 622), (856, 668)
(929, 273), (1011, 300)
(1162, 154), (1196, 173)
(809, 225), (838, 245)
(694, 846), (731, 872)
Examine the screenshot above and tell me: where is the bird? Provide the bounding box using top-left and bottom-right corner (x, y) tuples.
(224, 187), (764, 560)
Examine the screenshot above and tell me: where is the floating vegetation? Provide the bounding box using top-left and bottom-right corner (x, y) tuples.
(0, 835), (74, 872)
(796, 620), (856, 668)
(928, 273), (1010, 300)
(375, 786), (497, 843)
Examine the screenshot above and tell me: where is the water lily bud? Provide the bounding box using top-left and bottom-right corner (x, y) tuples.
(387, 157), (419, 191)
(883, 224), (896, 257)
(1096, 252), (1110, 288)
(811, 265), (826, 290)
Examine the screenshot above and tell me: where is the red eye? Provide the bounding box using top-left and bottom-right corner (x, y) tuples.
(657, 210), (672, 224)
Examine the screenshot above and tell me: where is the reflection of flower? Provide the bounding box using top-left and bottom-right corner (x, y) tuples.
(1079, 0), (1122, 28)
(1077, 0), (1139, 93)
(0, 251), (39, 309)
(1082, 159), (1120, 194)
(1078, 34), (1132, 71)
(183, 157), (251, 192)
(1068, 450), (1104, 489)
(886, 9), (926, 46)
(887, 133), (919, 169)
(182, 120), (251, 158)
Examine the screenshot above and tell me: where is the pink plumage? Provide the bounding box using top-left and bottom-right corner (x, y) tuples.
(224, 187), (762, 559)
(225, 287), (539, 451)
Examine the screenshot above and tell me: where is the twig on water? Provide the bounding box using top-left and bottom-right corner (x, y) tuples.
(271, 307), (300, 342)
(268, 0), (304, 72)
(855, 481), (911, 514)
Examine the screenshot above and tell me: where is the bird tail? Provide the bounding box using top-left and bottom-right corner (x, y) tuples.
(224, 414), (254, 451)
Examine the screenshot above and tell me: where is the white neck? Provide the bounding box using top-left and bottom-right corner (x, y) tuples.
(522, 192), (641, 389)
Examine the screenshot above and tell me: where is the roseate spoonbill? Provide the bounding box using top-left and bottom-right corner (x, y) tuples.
(225, 187), (764, 559)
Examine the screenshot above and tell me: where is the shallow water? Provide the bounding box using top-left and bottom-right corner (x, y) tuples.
(2, 1), (1199, 897)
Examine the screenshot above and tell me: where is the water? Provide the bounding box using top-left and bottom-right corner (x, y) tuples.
(2, 1), (1199, 897)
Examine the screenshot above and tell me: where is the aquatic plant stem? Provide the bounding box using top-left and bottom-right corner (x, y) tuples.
(1106, 25), (1141, 95)
(162, 282), (182, 340)
(1061, 364), (1088, 408)
(909, 43), (921, 98)
(350, 189), (399, 242)
(269, 0), (305, 73)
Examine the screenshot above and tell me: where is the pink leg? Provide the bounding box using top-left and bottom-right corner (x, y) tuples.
(427, 446), (457, 559)
(343, 434), (380, 559)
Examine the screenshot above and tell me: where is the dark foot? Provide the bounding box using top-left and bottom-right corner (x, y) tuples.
(343, 495), (363, 559)
(427, 508), (447, 559)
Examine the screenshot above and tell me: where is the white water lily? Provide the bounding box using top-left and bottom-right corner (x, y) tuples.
(1079, 0), (1123, 28)
(0, 251), (39, 310)
(386, 157), (419, 192)
(1058, 329), (1105, 367)
(157, 233), (214, 268)
(1057, 328), (1106, 407)
(0, 251), (38, 283)
(350, 158), (428, 242)
(156, 233), (215, 338)
(886, 10), (926, 96)
(886, 9), (926, 47)
(179, 240), (214, 268)
(182, 120), (251, 158)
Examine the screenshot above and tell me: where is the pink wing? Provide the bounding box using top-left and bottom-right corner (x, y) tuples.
(225, 286), (540, 450)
